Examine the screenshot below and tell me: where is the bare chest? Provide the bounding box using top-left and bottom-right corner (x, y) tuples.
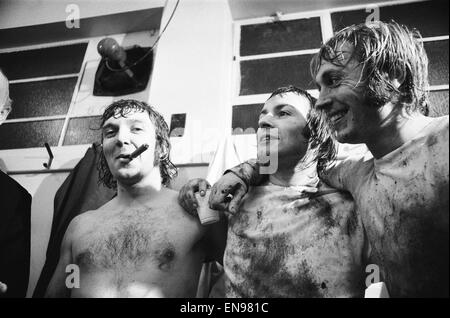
(72, 209), (202, 273)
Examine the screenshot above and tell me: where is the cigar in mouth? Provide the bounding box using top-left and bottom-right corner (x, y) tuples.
(128, 144), (149, 161)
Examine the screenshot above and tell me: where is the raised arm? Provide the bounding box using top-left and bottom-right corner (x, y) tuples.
(224, 158), (266, 189)
(319, 154), (368, 192)
(178, 159), (265, 215)
(209, 159), (267, 213)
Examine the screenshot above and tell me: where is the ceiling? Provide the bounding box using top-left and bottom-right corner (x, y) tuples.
(0, 0), (164, 49)
(0, 0), (165, 29)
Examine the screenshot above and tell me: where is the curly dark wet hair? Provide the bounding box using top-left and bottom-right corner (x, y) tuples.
(97, 99), (177, 189)
(268, 85), (337, 173)
(310, 21), (429, 114)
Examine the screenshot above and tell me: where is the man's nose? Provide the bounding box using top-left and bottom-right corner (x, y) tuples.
(258, 113), (275, 129)
(115, 129), (131, 146)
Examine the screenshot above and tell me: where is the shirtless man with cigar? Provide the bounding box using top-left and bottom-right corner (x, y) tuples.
(45, 99), (225, 297)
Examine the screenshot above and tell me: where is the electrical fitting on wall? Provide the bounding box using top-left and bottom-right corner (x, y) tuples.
(94, 37), (153, 96)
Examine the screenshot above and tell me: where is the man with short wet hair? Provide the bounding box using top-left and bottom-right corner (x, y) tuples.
(180, 86), (366, 297)
(46, 99), (225, 297)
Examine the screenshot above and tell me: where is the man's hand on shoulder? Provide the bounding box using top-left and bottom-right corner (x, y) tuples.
(177, 172), (249, 216)
(209, 173), (248, 214)
(178, 178), (211, 216)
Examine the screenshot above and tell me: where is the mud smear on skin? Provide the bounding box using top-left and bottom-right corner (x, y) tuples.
(426, 134), (438, 147)
(235, 166), (250, 182)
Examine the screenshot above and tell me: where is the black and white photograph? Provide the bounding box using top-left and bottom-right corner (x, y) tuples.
(0, 0), (448, 303)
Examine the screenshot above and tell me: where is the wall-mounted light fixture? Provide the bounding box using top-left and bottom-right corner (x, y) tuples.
(93, 37), (153, 96)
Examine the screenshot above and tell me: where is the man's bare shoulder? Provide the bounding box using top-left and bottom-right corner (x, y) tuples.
(66, 210), (101, 236)
(59, 213), (89, 245)
(66, 203), (118, 240)
(160, 187), (180, 200)
(156, 188), (191, 214)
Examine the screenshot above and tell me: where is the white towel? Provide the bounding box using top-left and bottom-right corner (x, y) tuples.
(206, 135), (242, 185)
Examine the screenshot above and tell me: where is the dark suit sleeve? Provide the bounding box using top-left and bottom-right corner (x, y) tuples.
(0, 173), (31, 298)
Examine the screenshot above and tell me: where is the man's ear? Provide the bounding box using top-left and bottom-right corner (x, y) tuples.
(0, 105), (11, 125)
(159, 142), (169, 160)
(390, 67), (406, 89)
(302, 124), (311, 140)
(156, 138), (169, 160)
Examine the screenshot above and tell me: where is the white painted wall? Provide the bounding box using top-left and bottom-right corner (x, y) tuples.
(149, 0), (234, 164)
